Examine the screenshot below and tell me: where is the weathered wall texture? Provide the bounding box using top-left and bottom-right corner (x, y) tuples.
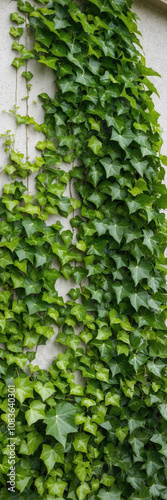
(0, 0), (167, 370)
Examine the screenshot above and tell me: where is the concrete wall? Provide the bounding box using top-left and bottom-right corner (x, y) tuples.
(0, 0), (167, 370)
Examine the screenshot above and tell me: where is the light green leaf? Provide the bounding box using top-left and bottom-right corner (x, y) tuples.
(10, 27), (24, 37)
(34, 381), (55, 401)
(71, 304), (87, 321)
(83, 416), (97, 435)
(15, 377), (34, 403)
(25, 400), (46, 426)
(11, 12), (24, 24)
(35, 477), (45, 497)
(77, 482), (91, 500)
(73, 432), (90, 453)
(46, 477), (67, 496)
(0, 250), (13, 268)
(88, 135), (102, 155)
(105, 392), (120, 407)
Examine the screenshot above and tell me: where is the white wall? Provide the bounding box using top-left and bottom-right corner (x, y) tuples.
(0, 0), (167, 370)
(133, 0), (167, 157)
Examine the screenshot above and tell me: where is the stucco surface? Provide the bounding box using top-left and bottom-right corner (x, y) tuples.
(0, 0), (167, 371)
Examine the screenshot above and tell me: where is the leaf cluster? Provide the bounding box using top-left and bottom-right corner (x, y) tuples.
(0, 0), (167, 498)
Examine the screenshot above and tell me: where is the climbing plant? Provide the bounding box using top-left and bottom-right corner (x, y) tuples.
(0, 0), (167, 498)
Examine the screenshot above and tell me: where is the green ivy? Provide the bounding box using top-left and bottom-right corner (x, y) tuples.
(0, 0), (167, 498)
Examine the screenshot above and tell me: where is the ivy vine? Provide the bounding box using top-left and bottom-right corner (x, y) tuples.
(0, 0), (167, 498)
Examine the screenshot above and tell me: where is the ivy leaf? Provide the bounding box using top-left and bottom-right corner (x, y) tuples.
(100, 157), (122, 178)
(98, 487), (121, 500)
(27, 430), (43, 455)
(87, 191), (107, 208)
(105, 392), (120, 407)
(87, 165), (103, 187)
(143, 229), (157, 254)
(6, 353), (28, 370)
(144, 451), (163, 476)
(129, 353), (148, 373)
(100, 181), (126, 201)
(0, 237), (19, 252)
(47, 307), (59, 322)
(15, 467), (32, 493)
(83, 416), (97, 435)
(112, 281), (132, 304)
(127, 471), (145, 492)
(35, 477), (45, 497)
(35, 324), (55, 340)
(148, 276), (161, 293)
(15, 243), (34, 263)
(76, 70), (97, 87)
(111, 129), (135, 150)
(48, 182), (65, 198)
(38, 56), (57, 70)
(23, 277), (42, 296)
(73, 432), (90, 453)
(88, 135), (102, 155)
(93, 219), (108, 236)
(54, 17), (70, 30)
(25, 296), (48, 315)
(158, 404), (167, 420)
(116, 426), (128, 443)
(147, 360), (165, 377)
(73, 266), (87, 283)
(34, 381), (55, 401)
(10, 27), (24, 37)
(15, 377), (34, 403)
(45, 477), (67, 496)
(129, 260), (152, 286)
(128, 415), (146, 434)
(76, 482), (91, 499)
(0, 250), (13, 268)
(130, 291), (149, 311)
(128, 486), (151, 500)
(108, 219), (127, 243)
(71, 304), (87, 321)
(131, 158), (148, 177)
(22, 216), (44, 237)
(40, 444), (64, 472)
(11, 12), (24, 24)
(35, 250), (47, 267)
(44, 402), (77, 446)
